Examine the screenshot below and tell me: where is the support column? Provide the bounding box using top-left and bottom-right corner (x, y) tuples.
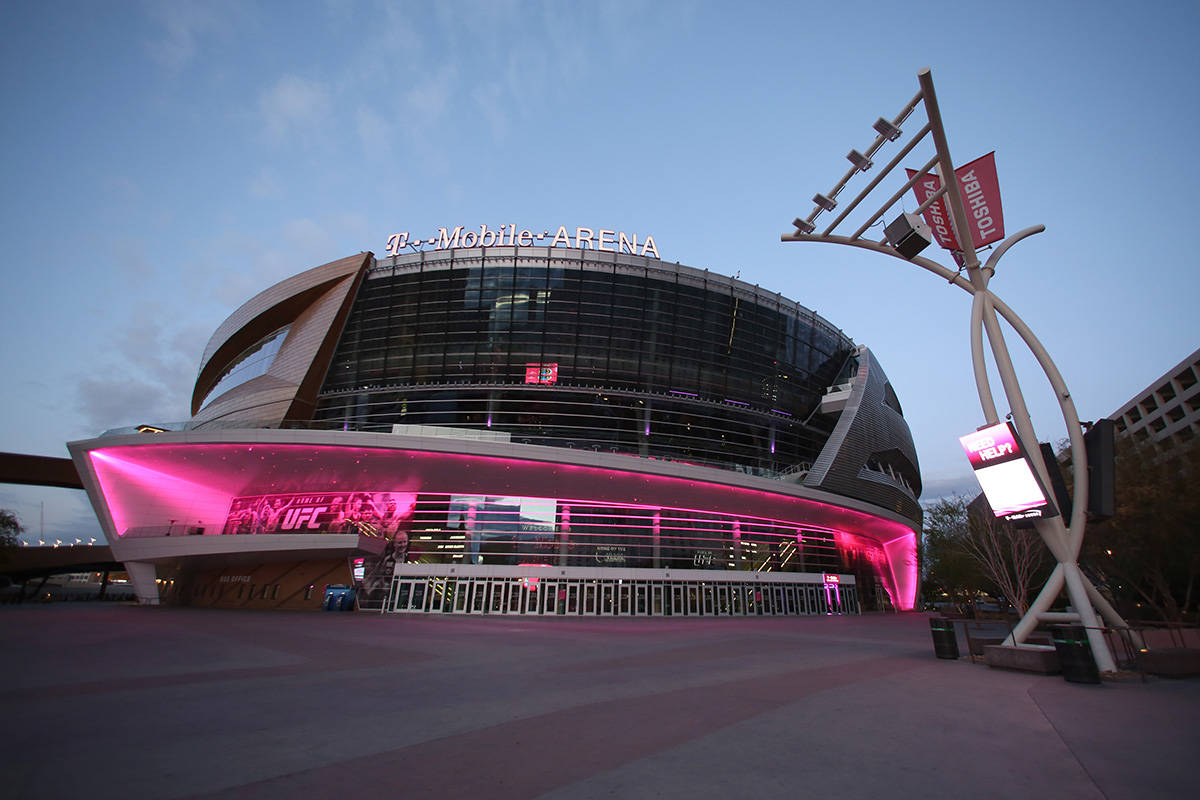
(466, 500), (479, 565)
(732, 521), (743, 570)
(652, 511), (661, 569)
(1063, 562), (1117, 673)
(125, 561), (161, 606)
(972, 279), (1117, 672)
(558, 504), (570, 567)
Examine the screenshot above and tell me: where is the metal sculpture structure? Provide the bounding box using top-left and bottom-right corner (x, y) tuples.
(781, 68), (1130, 672)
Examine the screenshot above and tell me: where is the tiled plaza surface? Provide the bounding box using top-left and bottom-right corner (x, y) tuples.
(2, 605), (1196, 799)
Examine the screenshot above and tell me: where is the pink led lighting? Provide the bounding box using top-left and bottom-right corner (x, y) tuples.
(79, 439), (919, 609)
(89, 449), (234, 540)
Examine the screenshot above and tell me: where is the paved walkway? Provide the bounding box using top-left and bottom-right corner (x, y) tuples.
(2, 605), (1196, 799)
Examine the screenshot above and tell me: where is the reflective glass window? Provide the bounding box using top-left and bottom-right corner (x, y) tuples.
(199, 325), (290, 409)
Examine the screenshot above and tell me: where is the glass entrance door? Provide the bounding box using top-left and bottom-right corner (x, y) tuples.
(540, 582), (558, 615)
(470, 580), (487, 613)
(388, 573), (850, 617)
(508, 580), (523, 614)
(393, 579), (414, 611)
(601, 583), (616, 615)
(523, 581), (540, 614)
(567, 582), (580, 614)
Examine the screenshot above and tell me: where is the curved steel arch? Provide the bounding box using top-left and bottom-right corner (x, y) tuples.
(779, 68), (1131, 671)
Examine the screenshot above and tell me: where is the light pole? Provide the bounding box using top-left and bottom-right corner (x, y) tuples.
(781, 67), (1130, 673)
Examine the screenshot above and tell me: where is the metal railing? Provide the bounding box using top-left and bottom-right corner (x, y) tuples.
(938, 615), (1199, 678)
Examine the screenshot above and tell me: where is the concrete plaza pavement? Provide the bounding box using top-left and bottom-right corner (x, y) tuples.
(2, 605), (1196, 799)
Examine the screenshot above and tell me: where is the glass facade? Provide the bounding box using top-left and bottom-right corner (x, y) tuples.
(313, 248), (857, 475)
(387, 569), (861, 617)
(199, 325), (290, 410)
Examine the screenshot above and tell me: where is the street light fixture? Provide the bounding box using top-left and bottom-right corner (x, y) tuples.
(846, 149), (874, 172)
(781, 67), (1131, 673)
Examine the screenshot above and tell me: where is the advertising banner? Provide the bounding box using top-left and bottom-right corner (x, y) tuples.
(524, 363), (559, 384)
(906, 152), (1005, 252)
(221, 491), (416, 537)
(446, 494), (558, 564)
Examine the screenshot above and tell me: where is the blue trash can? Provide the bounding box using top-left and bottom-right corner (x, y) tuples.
(323, 584), (356, 612)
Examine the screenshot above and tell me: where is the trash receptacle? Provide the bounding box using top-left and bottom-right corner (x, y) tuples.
(930, 617), (959, 659)
(323, 584), (355, 612)
(1052, 625), (1101, 684)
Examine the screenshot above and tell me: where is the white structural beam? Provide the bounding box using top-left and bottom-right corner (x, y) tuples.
(781, 68), (1129, 673)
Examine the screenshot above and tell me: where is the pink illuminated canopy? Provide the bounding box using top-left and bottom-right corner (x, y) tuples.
(75, 435), (918, 609)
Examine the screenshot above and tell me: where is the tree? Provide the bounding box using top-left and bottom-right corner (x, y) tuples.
(922, 495), (1050, 614)
(961, 499), (1047, 615)
(0, 509), (22, 548)
(1080, 437), (1200, 623)
(921, 496), (988, 611)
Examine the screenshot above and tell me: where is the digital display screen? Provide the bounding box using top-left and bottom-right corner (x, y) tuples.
(524, 363), (559, 384)
(959, 422), (1058, 520)
(445, 494), (558, 565)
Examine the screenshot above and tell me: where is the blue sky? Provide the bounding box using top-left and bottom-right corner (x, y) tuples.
(2, 0), (1197, 543)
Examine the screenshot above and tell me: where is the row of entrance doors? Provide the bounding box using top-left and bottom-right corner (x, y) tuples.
(387, 575), (858, 616)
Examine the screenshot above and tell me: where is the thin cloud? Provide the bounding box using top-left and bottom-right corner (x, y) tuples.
(403, 67), (456, 133)
(356, 106), (392, 159)
(204, 216), (368, 308)
(111, 237), (155, 280)
(75, 311), (207, 433)
(248, 169), (282, 198)
(259, 75), (332, 141)
(921, 473), (982, 503)
(143, 0), (227, 71)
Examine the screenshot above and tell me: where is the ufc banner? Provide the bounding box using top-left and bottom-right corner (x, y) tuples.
(221, 491), (415, 536)
(905, 152), (1004, 251)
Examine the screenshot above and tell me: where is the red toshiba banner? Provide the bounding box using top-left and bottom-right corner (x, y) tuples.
(905, 152), (1004, 251)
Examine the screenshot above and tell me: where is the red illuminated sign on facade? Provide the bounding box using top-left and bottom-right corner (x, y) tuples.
(823, 573), (841, 584)
(385, 225), (660, 259)
(524, 363), (559, 384)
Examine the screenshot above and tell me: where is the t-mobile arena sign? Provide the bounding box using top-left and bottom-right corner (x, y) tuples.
(385, 225), (660, 259)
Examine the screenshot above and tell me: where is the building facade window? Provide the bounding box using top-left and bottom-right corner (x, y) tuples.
(312, 251), (856, 476)
(198, 325), (291, 410)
